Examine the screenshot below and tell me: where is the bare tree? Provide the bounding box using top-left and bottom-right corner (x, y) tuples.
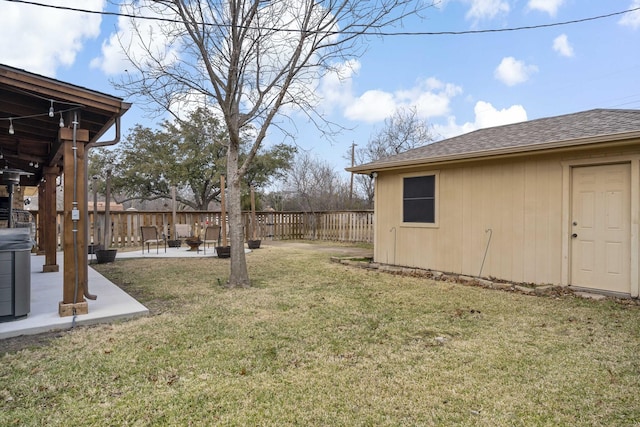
(113, 0), (429, 287)
(280, 152), (350, 212)
(353, 106), (435, 205)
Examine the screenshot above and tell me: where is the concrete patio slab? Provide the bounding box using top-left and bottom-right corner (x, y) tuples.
(115, 245), (233, 259)
(0, 254), (149, 340)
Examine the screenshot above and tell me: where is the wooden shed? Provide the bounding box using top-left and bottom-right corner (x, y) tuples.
(348, 109), (640, 297)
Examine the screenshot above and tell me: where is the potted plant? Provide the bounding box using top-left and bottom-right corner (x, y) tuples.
(167, 239), (182, 248)
(247, 239), (261, 249)
(95, 247), (117, 263)
(215, 245), (231, 258)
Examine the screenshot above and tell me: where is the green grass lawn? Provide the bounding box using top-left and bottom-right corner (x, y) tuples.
(2, 243), (640, 426)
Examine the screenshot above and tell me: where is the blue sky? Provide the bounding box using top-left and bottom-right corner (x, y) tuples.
(1, 0), (639, 176)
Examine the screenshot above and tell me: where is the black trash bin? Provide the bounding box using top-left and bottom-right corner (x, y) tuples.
(0, 228), (32, 322)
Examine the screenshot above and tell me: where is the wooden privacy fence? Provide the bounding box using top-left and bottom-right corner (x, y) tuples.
(36, 210), (374, 248)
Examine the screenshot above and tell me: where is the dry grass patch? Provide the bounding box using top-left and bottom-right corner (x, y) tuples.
(1, 243), (639, 426)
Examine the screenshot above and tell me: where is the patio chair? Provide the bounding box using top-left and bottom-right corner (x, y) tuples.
(141, 225), (166, 254)
(203, 225), (221, 255)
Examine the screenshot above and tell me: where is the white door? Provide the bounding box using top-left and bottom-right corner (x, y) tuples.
(571, 164), (631, 294)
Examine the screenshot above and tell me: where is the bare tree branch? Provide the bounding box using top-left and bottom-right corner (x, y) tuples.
(351, 106), (436, 204)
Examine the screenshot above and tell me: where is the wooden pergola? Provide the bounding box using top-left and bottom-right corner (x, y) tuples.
(0, 64), (130, 317)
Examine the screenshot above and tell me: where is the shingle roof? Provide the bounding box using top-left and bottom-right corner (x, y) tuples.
(349, 109), (640, 172)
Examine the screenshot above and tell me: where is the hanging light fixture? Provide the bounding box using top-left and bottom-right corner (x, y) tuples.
(49, 100), (55, 117)
(9, 117), (14, 135)
(29, 161), (34, 167)
(34, 162), (39, 169)
(59, 112), (64, 128)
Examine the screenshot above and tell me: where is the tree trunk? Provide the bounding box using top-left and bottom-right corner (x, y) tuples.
(226, 142), (250, 287)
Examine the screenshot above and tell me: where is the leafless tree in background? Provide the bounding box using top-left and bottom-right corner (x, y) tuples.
(278, 153), (351, 212)
(352, 106), (435, 205)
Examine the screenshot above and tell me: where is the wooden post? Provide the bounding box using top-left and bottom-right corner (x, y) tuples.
(220, 175), (227, 246)
(250, 186), (257, 240)
(42, 166), (59, 272)
(36, 182), (45, 255)
(104, 169), (111, 248)
(172, 185), (177, 239)
(92, 175), (98, 245)
(59, 126), (89, 316)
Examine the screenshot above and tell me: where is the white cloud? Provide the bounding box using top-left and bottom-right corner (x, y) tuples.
(318, 60), (361, 113)
(473, 101), (527, 128)
(342, 77), (463, 123)
(433, 101), (528, 139)
(552, 34), (574, 57)
(0, 0), (105, 77)
(91, 1), (182, 75)
(344, 90), (397, 122)
(619, 0), (640, 29)
(494, 57), (538, 86)
(464, 0), (510, 21)
(527, 0), (565, 17)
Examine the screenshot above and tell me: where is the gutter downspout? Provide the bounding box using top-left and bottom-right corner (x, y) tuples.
(87, 115), (124, 150)
(82, 114), (124, 301)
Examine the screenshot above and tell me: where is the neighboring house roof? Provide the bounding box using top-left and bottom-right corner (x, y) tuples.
(348, 109), (640, 173)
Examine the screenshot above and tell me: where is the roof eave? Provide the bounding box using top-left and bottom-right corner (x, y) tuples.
(347, 130), (640, 174)
(0, 64), (127, 113)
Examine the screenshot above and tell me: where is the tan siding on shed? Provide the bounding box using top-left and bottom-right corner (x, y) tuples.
(374, 171), (399, 265)
(438, 168), (463, 274)
(374, 155), (564, 285)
